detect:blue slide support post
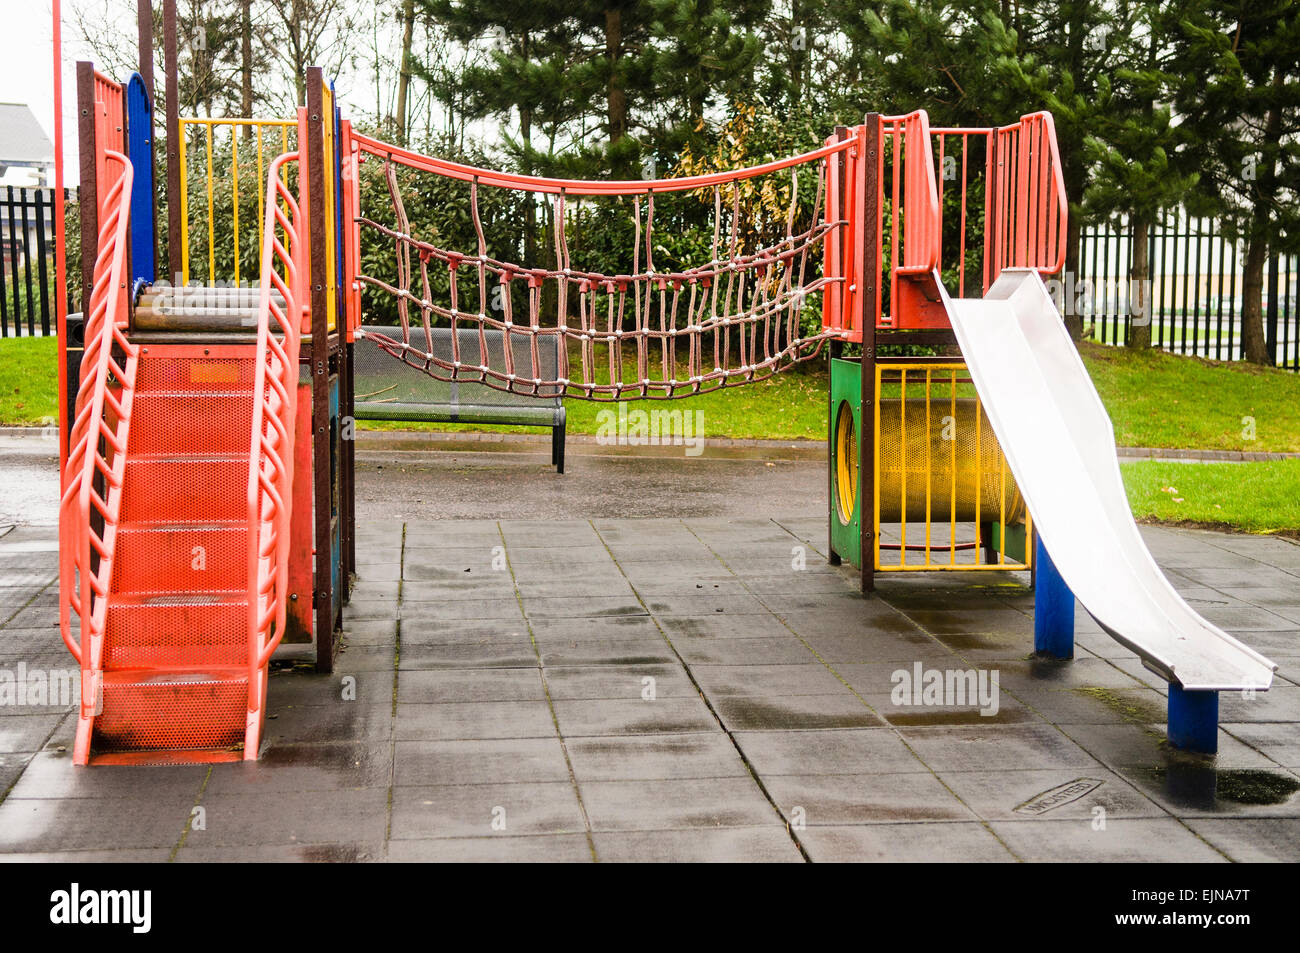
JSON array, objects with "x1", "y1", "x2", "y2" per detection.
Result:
[
  {"x1": 1034, "y1": 535, "x2": 1075, "y2": 659},
  {"x1": 1167, "y1": 685, "x2": 1220, "y2": 754},
  {"x1": 126, "y1": 72, "x2": 155, "y2": 286}
]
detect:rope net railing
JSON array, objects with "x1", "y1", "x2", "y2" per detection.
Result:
[{"x1": 349, "y1": 132, "x2": 856, "y2": 400}]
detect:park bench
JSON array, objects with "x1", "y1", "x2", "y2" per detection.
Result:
[{"x1": 352, "y1": 325, "x2": 567, "y2": 473}]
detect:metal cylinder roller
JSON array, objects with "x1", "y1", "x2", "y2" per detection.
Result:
[{"x1": 875, "y1": 398, "x2": 1024, "y2": 523}]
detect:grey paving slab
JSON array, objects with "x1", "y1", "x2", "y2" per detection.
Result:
[
  {"x1": 394, "y1": 642, "x2": 538, "y2": 669},
  {"x1": 1185, "y1": 817, "x2": 1300, "y2": 862},
  {"x1": 550, "y1": 696, "x2": 719, "y2": 737},
  {"x1": 762, "y1": 772, "x2": 979, "y2": 824},
  {"x1": 262, "y1": 700, "x2": 395, "y2": 745},
  {"x1": 0, "y1": 793, "x2": 194, "y2": 852},
  {"x1": 393, "y1": 700, "x2": 557, "y2": 741},
  {"x1": 396, "y1": 668, "x2": 546, "y2": 704},
  {"x1": 934, "y1": 767, "x2": 1165, "y2": 821},
  {"x1": 185, "y1": 788, "x2": 390, "y2": 848},
  {"x1": 5, "y1": 751, "x2": 208, "y2": 800},
  {"x1": 691, "y1": 662, "x2": 850, "y2": 697},
  {"x1": 386, "y1": 833, "x2": 592, "y2": 862},
  {"x1": 1223, "y1": 722, "x2": 1300, "y2": 767},
  {"x1": 393, "y1": 738, "x2": 572, "y2": 786},
  {"x1": 899, "y1": 724, "x2": 1104, "y2": 773},
  {"x1": 577, "y1": 777, "x2": 777, "y2": 832},
  {"x1": 536, "y1": 639, "x2": 678, "y2": 668},
  {"x1": 203, "y1": 741, "x2": 395, "y2": 795},
  {"x1": 798, "y1": 822, "x2": 1017, "y2": 862},
  {"x1": 988, "y1": 818, "x2": 1229, "y2": 863},
  {"x1": 174, "y1": 842, "x2": 385, "y2": 862},
  {"x1": 592, "y1": 826, "x2": 803, "y2": 862},
  {"x1": 670, "y1": 636, "x2": 816, "y2": 665},
  {"x1": 541, "y1": 664, "x2": 698, "y2": 700},
  {"x1": 733, "y1": 728, "x2": 927, "y2": 776},
  {"x1": 565, "y1": 733, "x2": 748, "y2": 781},
  {"x1": 652, "y1": 612, "x2": 796, "y2": 640},
  {"x1": 521, "y1": 596, "x2": 650, "y2": 619},
  {"x1": 712, "y1": 693, "x2": 886, "y2": 731},
  {"x1": 389, "y1": 781, "x2": 587, "y2": 839}
]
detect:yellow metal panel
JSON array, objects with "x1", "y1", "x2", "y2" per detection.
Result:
[{"x1": 874, "y1": 361, "x2": 1031, "y2": 573}]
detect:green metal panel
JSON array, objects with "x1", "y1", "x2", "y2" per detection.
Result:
[{"x1": 830, "y1": 358, "x2": 862, "y2": 568}]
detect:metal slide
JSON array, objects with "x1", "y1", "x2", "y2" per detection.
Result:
[{"x1": 942, "y1": 268, "x2": 1277, "y2": 693}]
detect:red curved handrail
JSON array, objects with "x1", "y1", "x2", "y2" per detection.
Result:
[
  {"x1": 244, "y1": 150, "x2": 302, "y2": 747},
  {"x1": 58, "y1": 150, "x2": 136, "y2": 692},
  {"x1": 351, "y1": 130, "x2": 855, "y2": 197}
]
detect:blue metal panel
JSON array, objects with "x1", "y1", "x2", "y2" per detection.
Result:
[
  {"x1": 125, "y1": 73, "x2": 155, "y2": 284},
  {"x1": 1034, "y1": 534, "x2": 1075, "y2": 659},
  {"x1": 1168, "y1": 685, "x2": 1219, "y2": 754}
]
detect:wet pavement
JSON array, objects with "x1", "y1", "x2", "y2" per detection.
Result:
[{"x1": 1, "y1": 436, "x2": 1298, "y2": 861}]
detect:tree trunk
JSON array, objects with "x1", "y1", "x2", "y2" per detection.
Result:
[
  {"x1": 1126, "y1": 215, "x2": 1151, "y2": 349},
  {"x1": 605, "y1": 7, "x2": 626, "y2": 144},
  {"x1": 1240, "y1": 228, "x2": 1270, "y2": 364},
  {"x1": 240, "y1": 0, "x2": 253, "y2": 142},
  {"x1": 395, "y1": 0, "x2": 415, "y2": 145}
]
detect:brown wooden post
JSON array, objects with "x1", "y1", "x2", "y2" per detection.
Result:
[
  {"x1": 75, "y1": 63, "x2": 98, "y2": 317},
  {"x1": 306, "y1": 67, "x2": 336, "y2": 672},
  {"x1": 163, "y1": 0, "x2": 181, "y2": 285},
  {"x1": 136, "y1": 1, "x2": 154, "y2": 102},
  {"x1": 860, "y1": 114, "x2": 880, "y2": 595}
]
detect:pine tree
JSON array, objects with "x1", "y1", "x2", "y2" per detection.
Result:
[
  {"x1": 1084, "y1": 4, "x2": 1198, "y2": 349},
  {"x1": 1166, "y1": 0, "x2": 1300, "y2": 365}
]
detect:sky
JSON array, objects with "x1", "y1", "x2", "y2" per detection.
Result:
[{"x1": 0, "y1": 2, "x2": 90, "y2": 186}]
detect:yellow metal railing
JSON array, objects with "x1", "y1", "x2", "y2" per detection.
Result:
[
  {"x1": 873, "y1": 362, "x2": 1032, "y2": 572},
  {"x1": 177, "y1": 117, "x2": 298, "y2": 286}
]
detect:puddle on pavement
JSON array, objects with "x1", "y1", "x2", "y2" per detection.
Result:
[{"x1": 1143, "y1": 763, "x2": 1300, "y2": 810}]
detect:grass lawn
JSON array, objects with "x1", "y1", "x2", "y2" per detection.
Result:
[
  {"x1": 1121, "y1": 460, "x2": 1300, "y2": 535},
  {"x1": 1080, "y1": 341, "x2": 1300, "y2": 453},
  {"x1": 5, "y1": 334, "x2": 1299, "y2": 451},
  {"x1": 0, "y1": 335, "x2": 58, "y2": 427}
]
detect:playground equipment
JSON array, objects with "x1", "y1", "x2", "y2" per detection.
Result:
[{"x1": 55, "y1": 4, "x2": 1275, "y2": 765}]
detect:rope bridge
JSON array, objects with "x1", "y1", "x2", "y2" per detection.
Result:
[{"x1": 349, "y1": 133, "x2": 855, "y2": 400}]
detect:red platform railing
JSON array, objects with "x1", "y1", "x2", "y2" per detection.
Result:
[
  {"x1": 826, "y1": 109, "x2": 1068, "y2": 336},
  {"x1": 243, "y1": 150, "x2": 303, "y2": 758},
  {"x1": 59, "y1": 148, "x2": 136, "y2": 754}
]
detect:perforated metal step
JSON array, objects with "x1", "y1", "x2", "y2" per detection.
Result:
[{"x1": 93, "y1": 667, "x2": 249, "y2": 754}]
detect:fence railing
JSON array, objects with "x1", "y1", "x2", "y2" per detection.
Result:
[
  {"x1": 1, "y1": 186, "x2": 76, "y2": 336},
  {"x1": 1080, "y1": 214, "x2": 1300, "y2": 370}
]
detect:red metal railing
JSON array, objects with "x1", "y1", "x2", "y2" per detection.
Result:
[
  {"x1": 243, "y1": 150, "x2": 303, "y2": 757},
  {"x1": 92, "y1": 72, "x2": 124, "y2": 222},
  {"x1": 985, "y1": 112, "x2": 1067, "y2": 285},
  {"x1": 829, "y1": 110, "x2": 1068, "y2": 335},
  {"x1": 58, "y1": 149, "x2": 136, "y2": 740}
]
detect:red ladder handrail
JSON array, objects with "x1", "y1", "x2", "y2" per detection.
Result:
[
  {"x1": 58, "y1": 149, "x2": 137, "y2": 703},
  {"x1": 245, "y1": 150, "x2": 303, "y2": 729}
]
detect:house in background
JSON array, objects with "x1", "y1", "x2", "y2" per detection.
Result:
[{"x1": 0, "y1": 103, "x2": 55, "y2": 187}]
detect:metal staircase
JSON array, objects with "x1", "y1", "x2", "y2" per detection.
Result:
[{"x1": 61, "y1": 141, "x2": 303, "y2": 765}]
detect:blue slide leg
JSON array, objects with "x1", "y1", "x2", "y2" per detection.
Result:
[
  {"x1": 1167, "y1": 685, "x2": 1219, "y2": 754},
  {"x1": 1034, "y1": 535, "x2": 1074, "y2": 659}
]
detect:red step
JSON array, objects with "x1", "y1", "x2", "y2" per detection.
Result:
[
  {"x1": 103, "y1": 592, "x2": 250, "y2": 669},
  {"x1": 92, "y1": 667, "x2": 249, "y2": 755},
  {"x1": 119, "y1": 454, "x2": 250, "y2": 523},
  {"x1": 111, "y1": 522, "x2": 248, "y2": 594}
]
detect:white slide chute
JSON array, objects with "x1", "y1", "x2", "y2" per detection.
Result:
[{"x1": 942, "y1": 268, "x2": 1276, "y2": 692}]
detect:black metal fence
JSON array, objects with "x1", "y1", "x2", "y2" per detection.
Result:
[
  {"x1": 0, "y1": 186, "x2": 74, "y2": 337},
  {"x1": 1079, "y1": 213, "x2": 1300, "y2": 370}
]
